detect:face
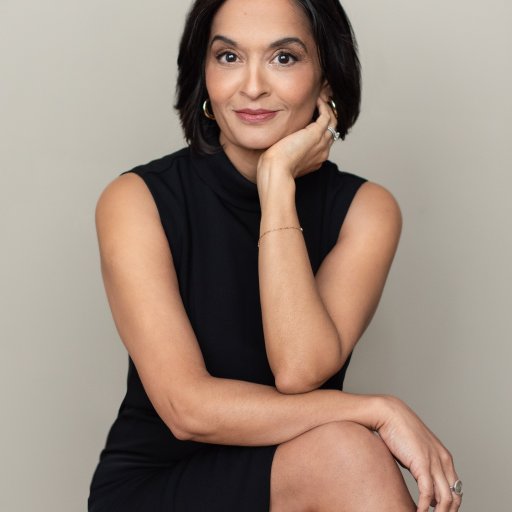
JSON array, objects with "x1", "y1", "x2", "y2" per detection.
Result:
[{"x1": 205, "y1": 0, "x2": 330, "y2": 163}]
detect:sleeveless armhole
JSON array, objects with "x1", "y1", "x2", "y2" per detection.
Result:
[
  {"x1": 317, "y1": 163, "x2": 367, "y2": 391},
  {"x1": 89, "y1": 153, "x2": 361, "y2": 512},
  {"x1": 119, "y1": 163, "x2": 185, "y2": 277},
  {"x1": 115, "y1": 156, "x2": 280, "y2": 512},
  {"x1": 322, "y1": 162, "x2": 367, "y2": 257}
]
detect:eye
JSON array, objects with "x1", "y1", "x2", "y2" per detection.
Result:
[
  {"x1": 217, "y1": 51, "x2": 238, "y2": 64},
  {"x1": 274, "y1": 52, "x2": 298, "y2": 66}
]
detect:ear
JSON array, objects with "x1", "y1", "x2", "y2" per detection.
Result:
[{"x1": 319, "y1": 80, "x2": 333, "y2": 102}]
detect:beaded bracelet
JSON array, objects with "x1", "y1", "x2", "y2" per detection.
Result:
[{"x1": 257, "y1": 226, "x2": 304, "y2": 248}]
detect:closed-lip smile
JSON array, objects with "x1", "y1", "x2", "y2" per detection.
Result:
[{"x1": 234, "y1": 108, "x2": 279, "y2": 123}]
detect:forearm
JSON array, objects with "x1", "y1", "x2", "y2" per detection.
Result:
[
  {"x1": 176, "y1": 374, "x2": 384, "y2": 446},
  {"x1": 257, "y1": 167, "x2": 342, "y2": 392}
]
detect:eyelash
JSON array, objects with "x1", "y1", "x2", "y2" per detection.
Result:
[{"x1": 215, "y1": 50, "x2": 300, "y2": 66}]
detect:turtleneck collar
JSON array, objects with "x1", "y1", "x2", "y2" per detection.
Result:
[
  {"x1": 189, "y1": 145, "x2": 326, "y2": 213},
  {"x1": 190, "y1": 147, "x2": 262, "y2": 212}
]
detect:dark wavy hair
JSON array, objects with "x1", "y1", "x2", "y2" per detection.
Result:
[{"x1": 175, "y1": 0, "x2": 361, "y2": 155}]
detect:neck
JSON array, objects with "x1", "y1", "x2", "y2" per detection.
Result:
[{"x1": 220, "y1": 136, "x2": 264, "y2": 185}]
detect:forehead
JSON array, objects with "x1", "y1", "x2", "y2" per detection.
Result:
[{"x1": 210, "y1": 0, "x2": 313, "y2": 44}]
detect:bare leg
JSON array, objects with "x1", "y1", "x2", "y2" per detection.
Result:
[{"x1": 269, "y1": 420, "x2": 416, "y2": 512}]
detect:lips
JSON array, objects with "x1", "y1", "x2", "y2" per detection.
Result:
[{"x1": 234, "y1": 109, "x2": 279, "y2": 123}]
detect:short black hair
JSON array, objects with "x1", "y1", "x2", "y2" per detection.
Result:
[{"x1": 175, "y1": 0, "x2": 361, "y2": 155}]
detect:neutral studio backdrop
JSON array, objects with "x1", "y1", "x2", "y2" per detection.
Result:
[{"x1": 1, "y1": 1, "x2": 510, "y2": 510}]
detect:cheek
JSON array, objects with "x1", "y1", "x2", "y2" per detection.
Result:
[
  {"x1": 205, "y1": 68, "x2": 216, "y2": 100},
  {"x1": 205, "y1": 63, "x2": 221, "y2": 101},
  {"x1": 277, "y1": 70, "x2": 320, "y2": 106},
  {"x1": 205, "y1": 64, "x2": 237, "y2": 103}
]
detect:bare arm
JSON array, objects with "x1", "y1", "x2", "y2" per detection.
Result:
[
  {"x1": 95, "y1": 172, "x2": 384, "y2": 445},
  {"x1": 173, "y1": 377, "x2": 382, "y2": 445},
  {"x1": 256, "y1": 99, "x2": 401, "y2": 394},
  {"x1": 257, "y1": 171, "x2": 344, "y2": 393},
  {"x1": 96, "y1": 171, "x2": 460, "y2": 512}
]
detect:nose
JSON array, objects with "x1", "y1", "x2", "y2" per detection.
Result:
[{"x1": 239, "y1": 62, "x2": 269, "y2": 100}]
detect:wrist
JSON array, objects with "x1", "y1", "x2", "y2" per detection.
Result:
[
  {"x1": 351, "y1": 394, "x2": 398, "y2": 432},
  {"x1": 373, "y1": 394, "x2": 404, "y2": 430},
  {"x1": 257, "y1": 153, "x2": 294, "y2": 186},
  {"x1": 257, "y1": 164, "x2": 296, "y2": 211}
]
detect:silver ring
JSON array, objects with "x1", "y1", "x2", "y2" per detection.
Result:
[
  {"x1": 449, "y1": 479, "x2": 463, "y2": 496},
  {"x1": 327, "y1": 126, "x2": 341, "y2": 142}
]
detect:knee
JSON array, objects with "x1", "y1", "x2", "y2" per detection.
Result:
[
  {"x1": 278, "y1": 420, "x2": 395, "y2": 487},
  {"x1": 270, "y1": 421, "x2": 412, "y2": 512},
  {"x1": 300, "y1": 419, "x2": 407, "y2": 499},
  {"x1": 311, "y1": 421, "x2": 389, "y2": 466}
]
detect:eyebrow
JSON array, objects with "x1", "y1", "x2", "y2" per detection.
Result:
[{"x1": 210, "y1": 35, "x2": 308, "y2": 53}]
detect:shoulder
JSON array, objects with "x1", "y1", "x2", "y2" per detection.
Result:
[
  {"x1": 95, "y1": 176, "x2": 178, "y2": 278},
  {"x1": 95, "y1": 172, "x2": 154, "y2": 227},
  {"x1": 320, "y1": 160, "x2": 398, "y2": 232},
  {"x1": 95, "y1": 148, "x2": 191, "y2": 242},
  {"x1": 96, "y1": 146, "x2": 191, "y2": 221},
  {"x1": 340, "y1": 179, "x2": 402, "y2": 245},
  {"x1": 321, "y1": 159, "x2": 401, "y2": 243}
]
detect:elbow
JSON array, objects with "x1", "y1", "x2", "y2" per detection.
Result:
[
  {"x1": 163, "y1": 407, "x2": 194, "y2": 441},
  {"x1": 168, "y1": 420, "x2": 193, "y2": 441},
  {"x1": 274, "y1": 352, "x2": 344, "y2": 395},
  {"x1": 162, "y1": 394, "x2": 204, "y2": 442},
  {"x1": 274, "y1": 370, "x2": 323, "y2": 395}
]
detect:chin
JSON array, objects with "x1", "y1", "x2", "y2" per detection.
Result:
[
  {"x1": 242, "y1": 142, "x2": 274, "y2": 151},
  {"x1": 235, "y1": 133, "x2": 287, "y2": 151}
]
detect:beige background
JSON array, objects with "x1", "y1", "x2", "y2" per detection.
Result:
[{"x1": 1, "y1": 1, "x2": 510, "y2": 510}]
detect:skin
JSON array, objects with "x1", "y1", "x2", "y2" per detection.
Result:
[
  {"x1": 205, "y1": 0, "x2": 331, "y2": 182},
  {"x1": 94, "y1": 0, "x2": 462, "y2": 510}
]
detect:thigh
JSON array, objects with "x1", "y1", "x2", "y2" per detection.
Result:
[
  {"x1": 269, "y1": 420, "x2": 414, "y2": 512},
  {"x1": 89, "y1": 444, "x2": 279, "y2": 512}
]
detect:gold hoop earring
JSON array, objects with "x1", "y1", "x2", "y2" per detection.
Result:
[
  {"x1": 203, "y1": 99, "x2": 216, "y2": 120},
  {"x1": 328, "y1": 98, "x2": 338, "y2": 119}
]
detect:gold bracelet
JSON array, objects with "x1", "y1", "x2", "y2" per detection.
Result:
[{"x1": 257, "y1": 226, "x2": 304, "y2": 248}]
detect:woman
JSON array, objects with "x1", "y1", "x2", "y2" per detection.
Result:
[{"x1": 88, "y1": 0, "x2": 462, "y2": 510}]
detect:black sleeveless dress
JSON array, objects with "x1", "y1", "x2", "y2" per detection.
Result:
[{"x1": 88, "y1": 146, "x2": 366, "y2": 511}]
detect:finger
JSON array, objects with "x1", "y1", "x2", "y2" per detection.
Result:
[
  {"x1": 316, "y1": 98, "x2": 333, "y2": 131},
  {"x1": 432, "y1": 465, "x2": 453, "y2": 512},
  {"x1": 448, "y1": 477, "x2": 462, "y2": 512},
  {"x1": 441, "y1": 452, "x2": 462, "y2": 511},
  {"x1": 449, "y1": 489, "x2": 462, "y2": 512},
  {"x1": 305, "y1": 105, "x2": 330, "y2": 144},
  {"x1": 317, "y1": 100, "x2": 338, "y2": 146},
  {"x1": 307, "y1": 101, "x2": 334, "y2": 157},
  {"x1": 320, "y1": 97, "x2": 338, "y2": 130},
  {"x1": 416, "y1": 472, "x2": 435, "y2": 512},
  {"x1": 450, "y1": 492, "x2": 462, "y2": 512},
  {"x1": 314, "y1": 104, "x2": 335, "y2": 147}
]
